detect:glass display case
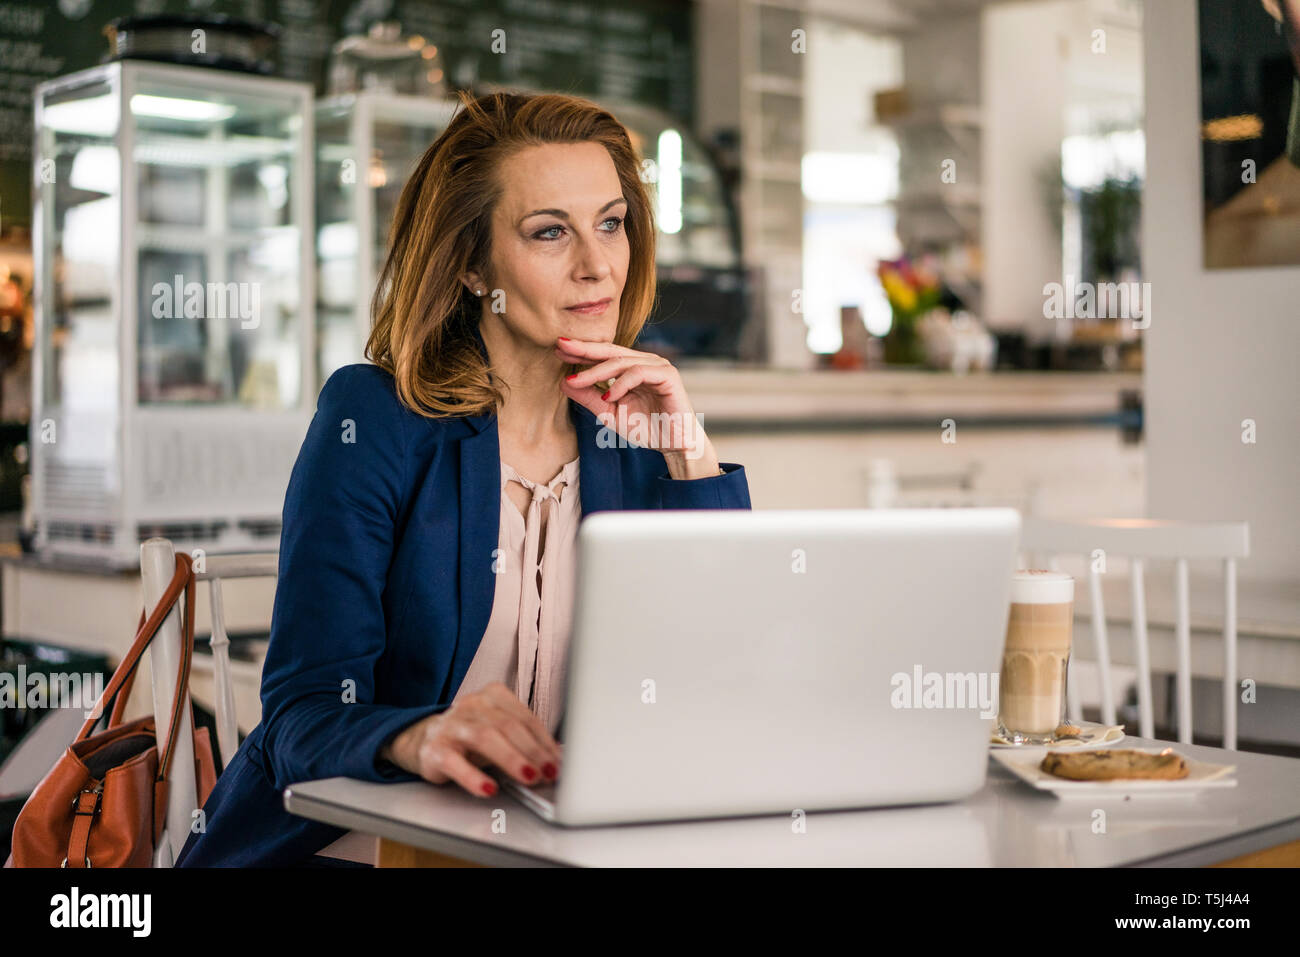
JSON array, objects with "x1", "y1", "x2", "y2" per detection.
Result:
[
  {"x1": 316, "y1": 93, "x2": 459, "y2": 383},
  {"x1": 32, "y1": 61, "x2": 315, "y2": 566}
]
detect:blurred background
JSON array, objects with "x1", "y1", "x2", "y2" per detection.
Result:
[{"x1": 0, "y1": 0, "x2": 1297, "y2": 838}]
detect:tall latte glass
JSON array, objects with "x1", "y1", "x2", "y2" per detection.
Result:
[{"x1": 997, "y1": 570, "x2": 1074, "y2": 745}]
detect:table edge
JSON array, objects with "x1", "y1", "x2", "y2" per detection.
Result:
[
  {"x1": 1128, "y1": 816, "x2": 1300, "y2": 867},
  {"x1": 284, "y1": 785, "x2": 567, "y2": 868},
  {"x1": 287, "y1": 756, "x2": 1300, "y2": 868}
]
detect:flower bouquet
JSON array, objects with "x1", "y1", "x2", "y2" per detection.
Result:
[{"x1": 876, "y1": 256, "x2": 943, "y2": 365}]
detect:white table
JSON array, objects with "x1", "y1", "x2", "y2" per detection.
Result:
[{"x1": 283, "y1": 736, "x2": 1300, "y2": 867}]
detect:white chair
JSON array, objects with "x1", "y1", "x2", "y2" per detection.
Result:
[
  {"x1": 140, "y1": 541, "x2": 278, "y2": 866},
  {"x1": 1019, "y1": 518, "x2": 1250, "y2": 749},
  {"x1": 139, "y1": 539, "x2": 198, "y2": 867},
  {"x1": 191, "y1": 551, "x2": 279, "y2": 770}
]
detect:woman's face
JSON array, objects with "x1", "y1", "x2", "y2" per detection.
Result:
[{"x1": 471, "y1": 141, "x2": 630, "y2": 349}]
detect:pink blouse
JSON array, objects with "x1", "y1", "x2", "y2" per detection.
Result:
[{"x1": 450, "y1": 454, "x2": 582, "y2": 735}]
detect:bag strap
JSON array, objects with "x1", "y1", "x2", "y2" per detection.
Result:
[
  {"x1": 106, "y1": 607, "x2": 147, "y2": 728},
  {"x1": 64, "y1": 787, "x2": 101, "y2": 869},
  {"x1": 77, "y1": 553, "x2": 194, "y2": 747},
  {"x1": 155, "y1": 560, "x2": 196, "y2": 785},
  {"x1": 84, "y1": 555, "x2": 189, "y2": 737}
]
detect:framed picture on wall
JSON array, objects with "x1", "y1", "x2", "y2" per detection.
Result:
[{"x1": 1199, "y1": 0, "x2": 1300, "y2": 268}]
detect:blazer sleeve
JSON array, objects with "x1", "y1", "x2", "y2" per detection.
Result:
[
  {"x1": 256, "y1": 365, "x2": 442, "y2": 792},
  {"x1": 657, "y1": 462, "x2": 752, "y2": 510}
]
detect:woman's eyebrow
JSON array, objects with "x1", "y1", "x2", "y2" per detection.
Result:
[{"x1": 517, "y1": 197, "x2": 627, "y2": 226}]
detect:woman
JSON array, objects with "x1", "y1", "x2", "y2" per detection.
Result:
[{"x1": 177, "y1": 91, "x2": 751, "y2": 866}]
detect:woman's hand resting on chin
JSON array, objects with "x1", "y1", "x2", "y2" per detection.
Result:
[{"x1": 556, "y1": 336, "x2": 723, "y2": 480}]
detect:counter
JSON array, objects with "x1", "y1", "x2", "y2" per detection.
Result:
[{"x1": 677, "y1": 367, "x2": 1141, "y2": 431}]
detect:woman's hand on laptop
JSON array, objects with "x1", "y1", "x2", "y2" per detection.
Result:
[{"x1": 381, "y1": 683, "x2": 561, "y2": 796}]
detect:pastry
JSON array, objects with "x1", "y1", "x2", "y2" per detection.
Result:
[{"x1": 1040, "y1": 748, "x2": 1189, "y2": 781}]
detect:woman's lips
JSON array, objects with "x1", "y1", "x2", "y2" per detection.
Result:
[{"x1": 565, "y1": 298, "x2": 612, "y2": 315}]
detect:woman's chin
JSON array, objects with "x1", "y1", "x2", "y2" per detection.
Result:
[{"x1": 558, "y1": 317, "x2": 618, "y2": 342}]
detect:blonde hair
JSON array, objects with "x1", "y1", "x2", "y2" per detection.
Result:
[{"x1": 365, "y1": 90, "x2": 657, "y2": 418}]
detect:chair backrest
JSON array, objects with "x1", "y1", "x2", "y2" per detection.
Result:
[
  {"x1": 1020, "y1": 518, "x2": 1250, "y2": 749},
  {"x1": 139, "y1": 543, "x2": 278, "y2": 867},
  {"x1": 139, "y1": 539, "x2": 197, "y2": 867},
  {"x1": 191, "y1": 552, "x2": 279, "y2": 771},
  {"x1": 195, "y1": 552, "x2": 361, "y2": 865},
  {"x1": 863, "y1": 459, "x2": 1033, "y2": 511}
]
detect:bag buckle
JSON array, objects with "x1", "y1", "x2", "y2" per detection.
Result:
[
  {"x1": 71, "y1": 782, "x2": 104, "y2": 815},
  {"x1": 60, "y1": 857, "x2": 92, "y2": 868}
]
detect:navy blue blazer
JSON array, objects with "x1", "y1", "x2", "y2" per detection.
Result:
[{"x1": 176, "y1": 351, "x2": 751, "y2": 866}]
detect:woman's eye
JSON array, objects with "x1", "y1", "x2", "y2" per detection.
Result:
[{"x1": 533, "y1": 217, "x2": 622, "y2": 241}]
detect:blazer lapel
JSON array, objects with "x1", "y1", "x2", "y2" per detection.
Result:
[
  {"x1": 451, "y1": 320, "x2": 504, "y2": 690},
  {"x1": 452, "y1": 413, "x2": 500, "y2": 697}
]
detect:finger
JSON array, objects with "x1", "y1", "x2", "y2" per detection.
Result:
[
  {"x1": 554, "y1": 337, "x2": 627, "y2": 360},
  {"x1": 462, "y1": 723, "x2": 542, "y2": 785},
  {"x1": 555, "y1": 338, "x2": 660, "y2": 364},
  {"x1": 431, "y1": 745, "x2": 501, "y2": 797},
  {"x1": 482, "y1": 684, "x2": 562, "y2": 765},
  {"x1": 498, "y1": 718, "x2": 560, "y2": 780},
  {"x1": 601, "y1": 364, "x2": 677, "y2": 403},
  {"x1": 554, "y1": 344, "x2": 626, "y2": 370},
  {"x1": 562, "y1": 355, "x2": 652, "y2": 389},
  {"x1": 560, "y1": 377, "x2": 612, "y2": 420}
]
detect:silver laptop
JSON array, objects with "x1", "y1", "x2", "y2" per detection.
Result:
[{"x1": 501, "y1": 508, "x2": 1020, "y2": 826}]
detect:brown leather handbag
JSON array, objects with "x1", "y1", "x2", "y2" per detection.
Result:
[{"x1": 6, "y1": 551, "x2": 217, "y2": 868}]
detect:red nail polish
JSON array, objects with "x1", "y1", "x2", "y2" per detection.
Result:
[
  {"x1": 481, "y1": 781, "x2": 497, "y2": 796},
  {"x1": 601, "y1": 391, "x2": 610, "y2": 400},
  {"x1": 522, "y1": 765, "x2": 538, "y2": 781},
  {"x1": 558, "y1": 336, "x2": 570, "y2": 341},
  {"x1": 565, "y1": 373, "x2": 577, "y2": 380},
  {"x1": 542, "y1": 763, "x2": 557, "y2": 780}
]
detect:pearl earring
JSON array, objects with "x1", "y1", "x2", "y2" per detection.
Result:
[{"x1": 476, "y1": 288, "x2": 484, "y2": 296}]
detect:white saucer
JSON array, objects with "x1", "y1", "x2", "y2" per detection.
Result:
[{"x1": 989, "y1": 720, "x2": 1125, "y2": 750}]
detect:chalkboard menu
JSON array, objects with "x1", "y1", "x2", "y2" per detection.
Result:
[{"x1": 0, "y1": 0, "x2": 694, "y2": 228}]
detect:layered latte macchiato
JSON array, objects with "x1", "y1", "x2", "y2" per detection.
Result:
[{"x1": 997, "y1": 570, "x2": 1074, "y2": 744}]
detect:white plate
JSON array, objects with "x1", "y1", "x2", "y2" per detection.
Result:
[
  {"x1": 990, "y1": 720, "x2": 1125, "y2": 751},
  {"x1": 992, "y1": 747, "x2": 1237, "y2": 798}
]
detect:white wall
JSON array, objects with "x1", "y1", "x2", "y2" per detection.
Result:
[
  {"x1": 1142, "y1": 0, "x2": 1300, "y2": 596},
  {"x1": 981, "y1": 0, "x2": 1071, "y2": 333},
  {"x1": 802, "y1": 21, "x2": 903, "y2": 351},
  {"x1": 806, "y1": 22, "x2": 901, "y2": 154},
  {"x1": 901, "y1": 13, "x2": 981, "y2": 106},
  {"x1": 694, "y1": 0, "x2": 741, "y2": 145}
]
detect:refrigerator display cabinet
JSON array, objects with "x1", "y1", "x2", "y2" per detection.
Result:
[
  {"x1": 31, "y1": 61, "x2": 315, "y2": 567},
  {"x1": 315, "y1": 93, "x2": 459, "y2": 383}
]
